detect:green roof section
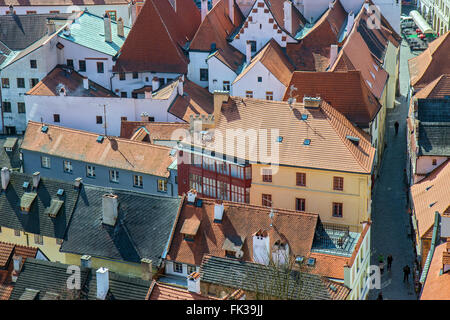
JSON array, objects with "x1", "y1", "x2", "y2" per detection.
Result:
[{"x1": 58, "y1": 12, "x2": 130, "y2": 57}]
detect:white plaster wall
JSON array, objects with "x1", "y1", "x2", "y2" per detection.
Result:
[
  {"x1": 188, "y1": 51, "x2": 210, "y2": 88},
  {"x1": 416, "y1": 156, "x2": 448, "y2": 175},
  {"x1": 207, "y1": 56, "x2": 238, "y2": 93},
  {"x1": 232, "y1": 61, "x2": 286, "y2": 100},
  {"x1": 295, "y1": 0, "x2": 331, "y2": 23},
  {"x1": 111, "y1": 72, "x2": 181, "y2": 98}
]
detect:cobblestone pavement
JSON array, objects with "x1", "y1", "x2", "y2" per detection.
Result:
[{"x1": 367, "y1": 36, "x2": 419, "y2": 300}]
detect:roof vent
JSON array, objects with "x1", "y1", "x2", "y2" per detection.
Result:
[
  {"x1": 346, "y1": 135, "x2": 360, "y2": 146},
  {"x1": 307, "y1": 257, "x2": 316, "y2": 266},
  {"x1": 303, "y1": 139, "x2": 311, "y2": 146},
  {"x1": 97, "y1": 135, "x2": 104, "y2": 143},
  {"x1": 41, "y1": 126, "x2": 48, "y2": 133},
  {"x1": 303, "y1": 96, "x2": 321, "y2": 108}
]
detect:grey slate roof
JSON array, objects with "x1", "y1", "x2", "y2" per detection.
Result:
[
  {"x1": 0, "y1": 171, "x2": 79, "y2": 239},
  {"x1": 10, "y1": 258, "x2": 150, "y2": 300},
  {"x1": 60, "y1": 184, "x2": 182, "y2": 268},
  {"x1": 0, "y1": 135, "x2": 22, "y2": 170},
  {"x1": 199, "y1": 255, "x2": 350, "y2": 300}
]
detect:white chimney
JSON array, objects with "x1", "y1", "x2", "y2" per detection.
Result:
[
  {"x1": 252, "y1": 230, "x2": 270, "y2": 265},
  {"x1": 81, "y1": 255, "x2": 92, "y2": 268},
  {"x1": 144, "y1": 88, "x2": 152, "y2": 99},
  {"x1": 229, "y1": 0, "x2": 235, "y2": 25},
  {"x1": 47, "y1": 21, "x2": 56, "y2": 35},
  {"x1": 284, "y1": 1, "x2": 292, "y2": 35},
  {"x1": 59, "y1": 87, "x2": 66, "y2": 96},
  {"x1": 117, "y1": 17, "x2": 124, "y2": 37},
  {"x1": 346, "y1": 11, "x2": 355, "y2": 33},
  {"x1": 11, "y1": 255, "x2": 22, "y2": 283},
  {"x1": 201, "y1": 0, "x2": 208, "y2": 22},
  {"x1": 140, "y1": 112, "x2": 149, "y2": 121},
  {"x1": 246, "y1": 40, "x2": 252, "y2": 65},
  {"x1": 141, "y1": 258, "x2": 153, "y2": 281},
  {"x1": 441, "y1": 213, "x2": 450, "y2": 238},
  {"x1": 83, "y1": 77, "x2": 89, "y2": 89},
  {"x1": 1, "y1": 167, "x2": 10, "y2": 190},
  {"x1": 102, "y1": 194, "x2": 119, "y2": 226},
  {"x1": 187, "y1": 189, "x2": 197, "y2": 203},
  {"x1": 96, "y1": 267, "x2": 109, "y2": 300},
  {"x1": 214, "y1": 200, "x2": 224, "y2": 222},
  {"x1": 104, "y1": 13, "x2": 112, "y2": 43},
  {"x1": 187, "y1": 272, "x2": 201, "y2": 294},
  {"x1": 8, "y1": 4, "x2": 13, "y2": 15},
  {"x1": 178, "y1": 78, "x2": 184, "y2": 96},
  {"x1": 32, "y1": 172, "x2": 41, "y2": 189},
  {"x1": 74, "y1": 177, "x2": 82, "y2": 189},
  {"x1": 329, "y1": 44, "x2": 338, "y2": 68},
  {"x1": 152, "y1": 77, "x2": 160, "y2": 91}
]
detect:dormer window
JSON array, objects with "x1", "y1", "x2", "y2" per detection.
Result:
[
  {"x1": 180, "y1": 217, "x2": 201, "y2": 241},
  {"x1": 222, "y1": 235, "x2": 245, "y2": 259}
]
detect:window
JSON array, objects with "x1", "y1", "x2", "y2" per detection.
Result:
[
  {"x1": 132, "y1": 92, "x2": 138, "y2": 99},
  {"x1": 432, "y1": 159, "x2": 437, "y2": 165},
  {"x1": 157, "y1": 179, "x2": 167, "y2": 192},
  {"x1": 14, "y1": 229, "x2": 20, "y2": 237},
  {"x1": 332, "y1": 202, "x2": 343, "y2": 217},
  {"x1": 26, "y1": 10, "x2": 37, "y2": 14},
  {"x1": 132, "y1": 72, "x2": 139, "y2": 79},
  {"x1": 96, "y1": 116, "x2": 103, "y2": 124},
  {"x1": 110, "y1": 170, "x2": 119, "y2": 182},
  {"x1": 2, "y1": 102, "x2": 11, "y2": 113},
  {"x1": 159, "y1": 78, "x2": 165, "y2": 88},
  {"x1": 133, "y1": 175, "x2": 143, "y2": 188},
  {"x1": 41, "y1": 156, "x2": 51, "y2": 168},
  {"x1": 249, "y1": 40, "x2": 257, "y2": 52},
  {"x1": 17, "y1": 78, "x2": 25, "y2": 88},
  {"x1": 30, "y1": 78, "x2": 39, "y2": 88},
  {"x1": 262, "y1": 194, "x2": 272, "y2": 207},
  {"x1": 296, "y1": 198, "x2": 306, "y2": 211},
  {"x1": 86, "y1": 165, "x2": 95, "y2": 178},
  {"x1": 56, "y1": 238, "x2": 63, "y2": 245},
  {"x1": 200, "y1": 68, "x2": 208, "y2": 81},
  {"x1": 257, "y1": 76, "x2": 262, "y2": 82},
  {"x1": 187, "y1": 265, "x2": 196, "y2": 275},
  {"x1": 119, "y1": 72, "x2": 126, "y2": 80},
  {"x1": 245, "y1": 91, "x2": 253, "y2": 98},
  {"x1": 2, "y1": 78, "x2": 10, "y2": 88},
  {"x1": 120, "y1": 92, "x2": 127, "y2": 98},
  {"x1": 34, "y1": 234, "x2": 43, "y2": 245},
  {"x1": 97, "y1": 62, "x2": 104, "y2": 73},
  {"x1": 53, "y1": 114, "x2": 60, "y2": 123},
  {"x1": 333, "y1": 177, "x2": 344, "y2": 191},
  {"x1": 67, "y1": 59, "x2": 74, "y2": 68},
  {"x1": 30, "y1": 60, "x2": 37, "y2": 69},
  {"x1": 105, "y1": 10, "x2": 117, "y2": 21},
  {"x1": 50, "y1": 10, "x2": 60, "y2": 13},
  {"x1": 63, "y1": 160, "x2": 72, "y2": 173},
  {"x1": 223, "y1": 81, "x2": 230, "y2": 91},
  {"x1": 18, "y1": 102, "x2": 25, "y2": 114},
  {"x1": 262, "y1": 168, "x2": 272, "y2": 182},
  {"x1": 173, "y1": 262, "x2": 183, "y2": 273},
  {"x1": 266, "y1": 91, "x2": 273, "y2": 100},
  {"x1": 79, "y1": 60, "x2": 86, "y2": 72},
  {"x1": 296, "y1": 172, "x2": 306, "y2": 186},
  {"x1": 120, "y1": 116, "x2": 127, "y2": 121}
]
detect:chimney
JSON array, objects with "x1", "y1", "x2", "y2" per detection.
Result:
[
  {"x1": 47, "y1": 21, "x2": 56, "y2": 35},
  {"x1": 229, "y1": 0, "x2": 235, "y2": 25},
  {"x1": 329, "y1": 44, "x2": 338, "y2": 68},
  {"x1": 11, "y1": 255, "x2": 22, "y2": 282},
  {"x1": 141, "y1": 258, "x2": 153, "y2": 281},
  {"x1": 140, "y1": 112, "x2": 150, "y2": 121},
  {"x1": 136, "y1": 0, "x2": 145, "y2": 17},
  {"x1": 187, "y1": 272, "x2": 201, "y2": 294},
  {"x1": 74, "y1": 177, "x2": 82, "y2": 189},
  {"x1": 1, "y1": 167, "x2": 10, "y2": 190},
  {"x1": 213, "y1": 90, "x2": 230, "y2": 125},
  {"x1": 8, "y1": 5, "x2": 13, "y2": 15},
  {"x1": 96, "y1": 267, "x2": 109, "y2": 300},
  {"x1": 201, "y1": 0, "x2": 208, "y2": 22},
  {"x1": 364, "y1": 0, "x2": 370, "y2": 12},
  {"x1": 32, "y1": 172, "x2": 40, "y2": 189},
  {"x1": 152, "y1": 77, "x2": 160, "y2": 91},
  {"x1": 144, "y1": 88, "x2": 152, "y2": 99},
  {"x1": 284, "y1": 1, "x2": 292, "y2": 35},
  {"x1": 59, "y1": 87, "x2": 66, "y2": 96},
  {"x1": 214, "y1": 200, "x2": 224, "y2": 223},
  {"x1": 246, "y1": 40, "x2": 252, "y2": 65},
  {"x1": 117, "y1": 17, "x2": 125, "y2": 37},
  {"x1": 178, "y1": 77, "x2": 184, "y2": 96},
  {"x1": 102, "y1": 194, "x2": 119, "y2": 226},
  {"x1": 83, "y1": 77, "x2": 89, "y2": 89},
  {"x1": 187, "y1": 189, "x2": 197, "y2": 203},
  {"x1": 346, "y1": 11, "x2": 355, "y2": 33},
  {"x1": 81, "y1": 255, "x2": 92, "y2": 268},
  {"x1": 104, "y1": 13, "x2": 112, "y2": 43}
]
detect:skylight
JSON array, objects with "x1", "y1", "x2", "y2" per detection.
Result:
[
  {"x1": 301, "y1": 114, "x2": 308, "y2": 120},
  {"x1": 277, "y1": 136, "x2": 283, "y2": 143},
  {"x1": 303, "y1": 139, "x2": 311, "y2": 146}
]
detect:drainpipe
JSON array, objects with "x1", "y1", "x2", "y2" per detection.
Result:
[{"x1": 0, "y1": 85, "x2": 4, "y2": 134}]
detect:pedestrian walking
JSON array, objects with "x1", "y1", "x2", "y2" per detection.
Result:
[
  {"x1": 377, "y1": 291, "x2": 383, "y2": 300},
  {"x1": 378, "y1": 254, "x2": 385, "y2": 274},
  {"x1": 394, "y1": 121, "x2": 399, "y2": 135},
  {"x1": 403, "y1": 265, "x2": 410, "y2": 282},
  {"x1": 387, "y1": 255, "x2": 393, "y2": 271}
]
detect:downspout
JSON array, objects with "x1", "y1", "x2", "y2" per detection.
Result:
[{"x1": 0, "y1": 85, "x2": 4, "y2": 133}]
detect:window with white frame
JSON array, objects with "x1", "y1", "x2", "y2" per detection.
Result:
[
  {"x1": 173, "y1": 262, "x2": 183, "y2": 273},
  {"x1": 110, "y1": 170, "x2": 119, "y2": 183},
  {"x1": 86, "y1": 165, "x2": 95, "y2": 178},
  {"x1": 157, "y1": 179, "x2": 167, "y2": 192},
  {"x1": 187, "y1": 265, "x2": 196, "y2": 275},
  {"x1": 63, "y1": 160, "x2": 72, "y2": 173},
  {"x1": 133, "y1": 175, "x2": 143, "y2": 188},
  {"x1": 41, "y1": 156, "x2": 51, "y2": 168}
]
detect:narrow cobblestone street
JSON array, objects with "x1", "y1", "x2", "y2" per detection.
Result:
[{"x1": 367, "y1": 34, "x2": 418, "y2": 300}]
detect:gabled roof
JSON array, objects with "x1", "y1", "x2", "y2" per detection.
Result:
[
  {"x1": 146, "y1": 281, "x2": 217, "y2": 300},
  {"x1": 166, "y1": 197, "x2": 319, "y2": 266},
  {"x1": 199, "y1": 255, "x2": 350, "y2": 300},
  {"x1": 26, "y1": 66, "x2": 116, "y2": 97},
  {"x1": 0, "y1": 1, "x2": 130, "y2": 5},
  {"x1": 286, "y1": 0, "x2": 347, "y2": 71},
  {"x1": 408, "y1": 32, "x2": 450, "y2": 90},
  {"x1": 21, "y1": 121, "x2": 175, "y2": 178},
  {"x1": 414, "y1": 74, "x2": 450, "y2": 99},
  {"x1": 411, "y1": 160, "x2": 450, "y2": 239},
  {"x1": 0, "y1": 136, "x2": 22, "y2": 170},
  {"x1": 233, "y1": 38, "x2": 294, "y2": 86},
  {"x1": 284, "y1": 70, "x2": 381, "y2": 127},
  {"x1": 120, "y1": 121, "x2": 189, "y2": 143},
  {"x1": 113, "y1": 0, "x2": 200, "y2": 73},
  {"x1": 0, "y1": 171, "x2": 79, "y2": 239},
  {"x1": 60, "y1": 184, "x2": 182, "y2": 267}
]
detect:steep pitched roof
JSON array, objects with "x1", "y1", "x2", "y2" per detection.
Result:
[
  {"x1": 262, "y1": 0, "x2": 306, "y2": 36},
  {"x1": 113, "y1": 0, "x2": 200, "y2": 73},
  {"x1": 166, "y1": 197, "x2": 319, "y2": 266},
  {"x1": 286, "y1": 0, "x2": 347, "y2": 71},
  {"x1": 408, "y1": 32, "x2": 450, "y2": 90},
  {"x1": 60, "y1": 184, "x2": 182, "y2": 267},
  {"x1": 284, "y1": 71, "x2": 381, "y2": 127},
  {"x1": 414, "y1": 74, "x2": 450, "y2": 99},
  {"x1": 0, "y1": 1, "x2": 130, "y2": 5},
  {"x1": 0, "y1": 136, "x2": 22, "y2": 170},
  {"x1": 233, "y1": 38, "x2": 294, "y2": 86},
  {"x1": 21, "y1": 121, "x2": 175, "y2": 178},
  {"x1": 26, "y1": 66, "x2": 116, "y2": 97},
  {"x1": 146, "y1": 281, "x2": 217, "y2": 300},
  {"x1": 421, "y1": 241, "x2": 450, "y2": 300}
]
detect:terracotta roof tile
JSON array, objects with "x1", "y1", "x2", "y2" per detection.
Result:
[
  {"x1": 21, "y1": 121, "x2": 175, "y2": 178},
  {"x1": 0, "y1": 0, "x2": 129, "y2": 4},
  {"x1": 120, "y1": 121, "x2": 189, "y2": 142},
  {"x1": 284, "y1": 70, "x2": 381, "y2": 127},
  {"x1": 146, "y1": 281, "x2": 217, "y2": 300},
  {"x1": 421, "y1": 242, "x2": 450, "y2": 299},
  {"x1": 0, "y1": 243, "x2": 15, "y2": 268},
  {"x1": 308, "y1": 252, "x2": 348, "y2": 280},
  {"x1": 413, "y1": 74, "x2": 450, "y2": 99},
  {"x1": 261, "y1": 0, "x2": 306, "y2": 36}
]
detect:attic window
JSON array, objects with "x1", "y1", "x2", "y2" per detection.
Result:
[
  {"x1": 20, "y1": 192, "x2": 37, "y2": 212},
  {"x1": 57, "y1": 189, "x2": 64, "y2": 196},
  {"x1": 222, "y1": 235, "x2": 245, "y2": 258},
  {"x1": 41, "y1": 126, "x2": 48, "y2": 133},
  {"x1": 346, "y1": 135, "x2": 360, "y2": 146},
  {"x1": 307, "y1": 257, "x2": 316, "y2": 266},
  {"x1": 426, "y1": 185, "x2": 433, "y2": 191},
  {"x1": 301, "y1": 114, "x2": 308, "y2": 120},
  {"x1": 303, "y1": 139, "x2": 311, "y2": 146},
  {"x1": 46, "y1": 199, "x2": 64, "y2": 218},
  {"x1": 373, "y1": 64, "x2": 379, "y2": 71},
  {"x1": 277, "y1": 136, "x2": 283, "y2": 143},
  {"x1": 96, "y1": 135, "x2": 104, "y2": 143},
  {"x1": 180, "y1": 217, "x2": 201, "y2": 241},
  {"x1": 23, "y1": 182, "x2": 30, "y2": 189},
  {"x1": 370, "y1": 71, "x2": 375, "y2": 79}
]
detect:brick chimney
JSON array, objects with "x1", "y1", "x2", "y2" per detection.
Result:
[
  {"x1": 201, "y1": 0, "x2": 208, "y2": 22},
  {"x1": 140, "y1": 258, "x2": 153, "y2": 281},
  {"x1": 117, "y1": 17, "x2": 124, "y2": 37},
  {"x1": 187, "y1": 272, "x2": 201, "y2": 294},
  {"x1": 140, "y1": 112, "x2": 150, "y2": 121},
  {"x1": 8, "y1": 5, "x2": 14, "y2": 15},
  {"x1": 103, "y1": 13, "x2": 112, "y2": 43},
  {"x1": 144, "y1": 87, "x2": 152, "y2": 99},
  {"x1": 283, "y1": 0, "x2": 292, "y2": 34},
  {"x1": 96, "y1": 267, "x2": 109, "y2": 300},
  {"x1": 178, "y1": 76, "x2": 184, "y2": 96},
  {"x1": 1, "y1": 167, "x2": 10, "y2": 190},
  {"x1": 102, "y1": 194, "x2": 118, "y2": 226},
  {"x1": 187, "y1": 189, "x2": 197, "y2": 203}
]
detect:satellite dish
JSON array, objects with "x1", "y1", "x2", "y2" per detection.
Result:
[{"x1": 235, "y1": 250, "x2": 244, "y2": 259}]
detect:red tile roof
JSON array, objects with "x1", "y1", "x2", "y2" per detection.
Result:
[
  {"x1": 0, "y1": 0, "x2": 129, "y2": 5},
  {"x1": 413, "y1": 74, "x2": 450, "y2": 99},
  {"x1": 284, "y1": 70, "x2": 381, "y2": 127},
  {"x1": 166, "y1": 197, "x2": 319, "y2": 266},
  {"x1": 260, "y1": 0, "x2": 306, "y2": 37},
  {"x1": 113, "y1": 0, "x2": 200, "y2": 73},
  {"x1": 421, "y1": 241, "x2": 450, "y2": 300},
  {"x1": 120, "y1": 121, "x2": 189, "y2": 142},
  {"x1": 146, "y1": 281, "x2": 217, "y2": 300}
]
